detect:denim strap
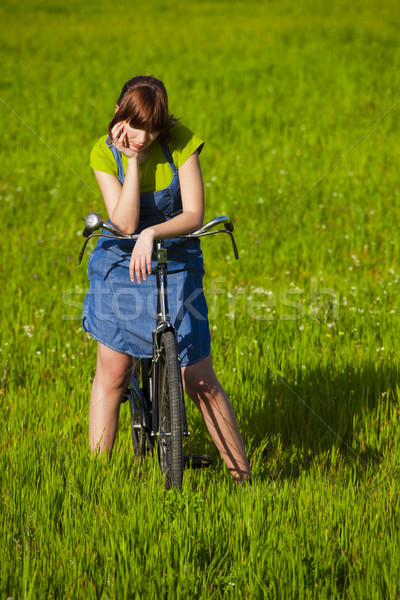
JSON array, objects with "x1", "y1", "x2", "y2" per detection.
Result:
[{"x1": 105, "y1": 138, "x2": 177, "y2": 185}]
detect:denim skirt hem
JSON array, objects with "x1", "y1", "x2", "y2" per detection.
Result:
[{"x1": 83, "y1": 326, "x2": 211, "y2": 367}]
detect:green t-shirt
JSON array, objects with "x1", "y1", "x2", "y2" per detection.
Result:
[{"x1": 90, "y1": 121, "x2": 204, "y2": 193}]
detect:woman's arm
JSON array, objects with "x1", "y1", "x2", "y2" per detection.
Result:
[
  {"x1": 129, "y1": 151, "x2": 204, "y2": 283},
  {"x1": 94, "y1": 122, "x2": 141, "y2": 234}
]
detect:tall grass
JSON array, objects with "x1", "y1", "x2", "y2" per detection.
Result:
[{"x1": 1, "y1": 0, "x2": 400, "y2": 597}]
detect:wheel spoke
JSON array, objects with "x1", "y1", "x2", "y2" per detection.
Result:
[{"x1": 129, "y1": 363, "x2": 153, "y2": 458}]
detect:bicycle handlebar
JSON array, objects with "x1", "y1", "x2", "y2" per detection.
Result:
[{"x1": 77, "y1": 213, "x2": 239, "y2": 264}]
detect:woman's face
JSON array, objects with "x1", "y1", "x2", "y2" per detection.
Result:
[{"x1": 123, "y1": 122, "x2": 159, "y2": 152}]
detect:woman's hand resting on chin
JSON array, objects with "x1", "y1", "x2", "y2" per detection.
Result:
[{"x1": 110, "y1": 122, "x2": 141, "y2": 160}]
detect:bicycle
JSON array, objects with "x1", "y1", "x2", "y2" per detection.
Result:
[{"x1": 77, "y1": 213, "x2": 238, "y2": 490}]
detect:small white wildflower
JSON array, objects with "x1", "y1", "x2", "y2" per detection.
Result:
[{"x1": 23, "y1": 325, "x2": 33, "y2": 338}]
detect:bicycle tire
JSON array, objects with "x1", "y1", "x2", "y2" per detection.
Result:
[{"x1": 157, "y1": 330, "x2": 184, "y2": 490}]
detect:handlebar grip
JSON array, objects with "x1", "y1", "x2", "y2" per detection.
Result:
[
  {"x1": 225, "y1": 219, "x2": 234, "y2": 233},
  {"x1": 82, "y1": 226, "x2": 94, "y2": 238}
]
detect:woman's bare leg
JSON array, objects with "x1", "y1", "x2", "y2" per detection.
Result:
[
  {"x1": 89, "y1": 342, "x2": 133, "y2": 455},
  {"x1": 181, "y1": 355, "x2": 251, "y2": 481}
]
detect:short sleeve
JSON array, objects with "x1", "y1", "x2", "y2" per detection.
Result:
[
  {"x1": 90, "y1": 135, "x2": 119, "y2": 177},
  {"x1": 169, "y1": 122, "x2": 204, "y2": 169}
]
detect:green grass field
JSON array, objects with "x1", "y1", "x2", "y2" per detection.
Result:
[{"x1": 1, "y1": 0, "x2": 400, "y2": 597}]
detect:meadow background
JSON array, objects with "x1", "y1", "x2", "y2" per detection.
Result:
[{"x1": 1, "y1": 0, "x2": 400, "y2": 597}]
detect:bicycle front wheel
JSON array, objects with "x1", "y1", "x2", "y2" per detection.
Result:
[{"x1": 157, "y1": 331, "x2": 184, "y2": 491}]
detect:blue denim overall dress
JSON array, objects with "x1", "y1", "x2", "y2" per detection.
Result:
[{"x1": 82, "y1": 140, "x2": 211, "y2": 366}]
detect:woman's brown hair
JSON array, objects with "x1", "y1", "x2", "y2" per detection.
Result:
[{"x1": 108, "y1": 76, "x2": 172, "y2": 143}]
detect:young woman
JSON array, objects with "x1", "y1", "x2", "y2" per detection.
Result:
[{"x1": 83, "y1": 75, "x2": 251, "y2": 483}]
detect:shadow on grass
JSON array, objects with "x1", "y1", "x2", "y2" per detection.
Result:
[{"x1": 244, "y1": 360, "x2": 399, "y2": 482}]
